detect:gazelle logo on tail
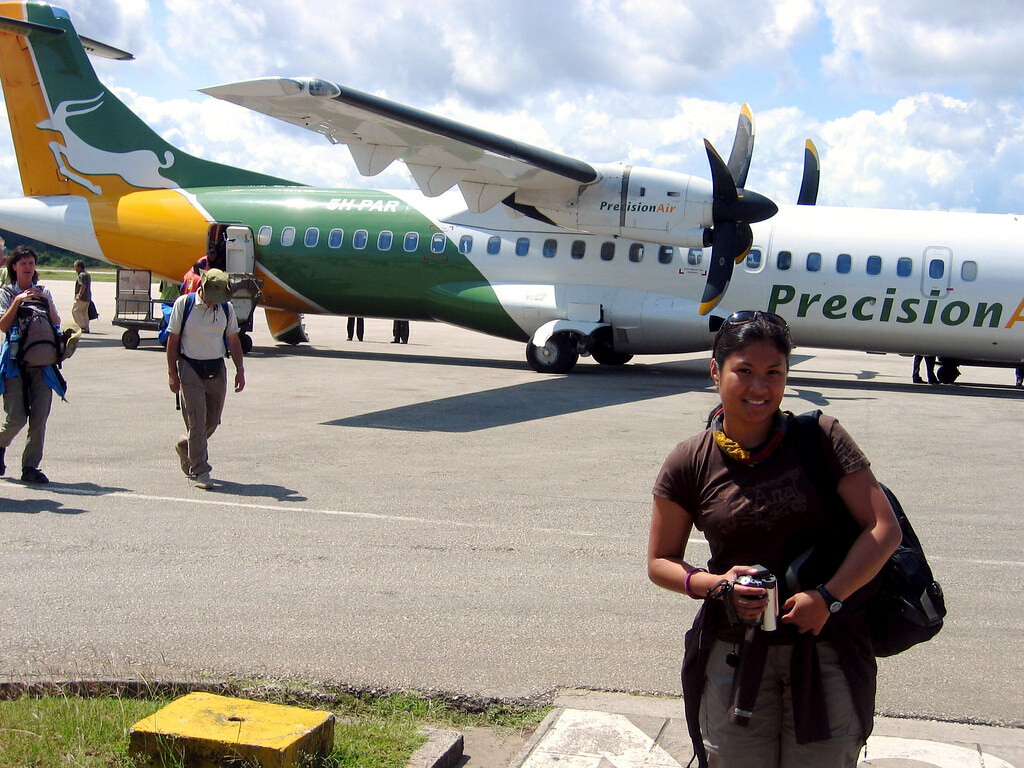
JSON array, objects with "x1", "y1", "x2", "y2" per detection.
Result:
[{"x1": 36, "y1": 93, "x2": 176, "y2": 194}]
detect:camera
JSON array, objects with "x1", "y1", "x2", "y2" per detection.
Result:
[{"x1": 735, "y1": 566, "x2": 779, "y2": 632}]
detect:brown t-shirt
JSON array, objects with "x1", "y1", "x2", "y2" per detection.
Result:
[{"x1": 653, "y1": 412, "x2": 870, "y2": 580}]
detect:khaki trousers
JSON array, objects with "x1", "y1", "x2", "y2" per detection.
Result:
[
  {"x1": 175, "y1": 359, "x2": 226, "y2": 477},
  {"x1": 700, "y1": 640, "x2": 865, "y2": 768},
  {"x1": 0, "y1": 368, "x2": 53, "y2": 470},
  {"x1": 72, "y1": 298, "x2": 90, "y2": 331}
]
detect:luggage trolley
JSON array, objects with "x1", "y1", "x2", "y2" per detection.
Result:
[{"x1": 113, "y1": 267, "x2": 262, "y2": 352}]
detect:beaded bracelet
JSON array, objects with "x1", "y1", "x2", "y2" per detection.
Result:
[{"x1": 684, "y1": 567, "x2": 708, "y2": 599}]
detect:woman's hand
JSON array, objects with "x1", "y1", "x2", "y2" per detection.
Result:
[
  {"x1": 721, "y1": 565, "x2": 769, "y2": 622},
  {"x1": 781, "y1": 590, "x2": 830, "y2": 635}
]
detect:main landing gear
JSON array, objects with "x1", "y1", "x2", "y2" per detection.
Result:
[{"x1": 525, "y1": 331, "x2": 634, "y2": 373}]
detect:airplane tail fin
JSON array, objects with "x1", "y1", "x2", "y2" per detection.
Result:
[{"x1": 0, "y1": 1, "x2": 296, "y2": 197}]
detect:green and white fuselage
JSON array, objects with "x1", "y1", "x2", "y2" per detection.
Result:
[{"x1": 1, "y1": 0, "x2": 1021, "y2": 379}]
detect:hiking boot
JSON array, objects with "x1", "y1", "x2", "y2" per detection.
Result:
[
  {"x1": 912, "y1": 375, "x2": 924, "y2": 384},
  {"x1": 21, "y1": 467, "x2": 49, "y2": 484},
  {"x1": 174, "y1": 442, "x2": 190, "y2": 476},
  {"x1": 190, "y1": 472, "x2": 213, "y2": 490}
]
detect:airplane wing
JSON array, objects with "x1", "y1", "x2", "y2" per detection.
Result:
[{"x1": 200, "y1": 77, "x2": 597, "y2": 213}]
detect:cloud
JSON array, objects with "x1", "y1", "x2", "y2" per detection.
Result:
[
  {"x1": 2, "y1": 0, "x2": 1023, "y2": 216},
  {"x1": 821, "y1": 0, "x2": 1024, "y2": 98}
]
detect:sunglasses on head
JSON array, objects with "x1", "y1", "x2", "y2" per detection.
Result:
[{"x1": 723, "y1": 310, "x2": 788, "y2": 328}]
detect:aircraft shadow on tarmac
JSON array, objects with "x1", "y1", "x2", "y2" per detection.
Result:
[
  {"x1": 325, "y1": 358, "x2": 714, "y2": 432},
  {"x1": 323, "y1": 353, "x2": 1021, "y2": 433}
]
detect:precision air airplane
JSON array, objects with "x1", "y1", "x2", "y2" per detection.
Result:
[{"x1": 1, "y1": 2, "x2": 1022, "y2": 381}]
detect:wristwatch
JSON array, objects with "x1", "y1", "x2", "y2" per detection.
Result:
[{"x1": 816, "y1": 584, "x2": 843, "y2": 614}]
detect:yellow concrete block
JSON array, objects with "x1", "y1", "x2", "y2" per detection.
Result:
[{"x1": 129, "y1": 691, "x2": 335, "y2": 768}]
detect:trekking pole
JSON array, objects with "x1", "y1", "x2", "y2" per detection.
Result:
[{"x1": 175, "y1": 392, "x2": 180, "y2": 411}]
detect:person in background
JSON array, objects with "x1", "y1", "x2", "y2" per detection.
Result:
[
  {"x1": 648, "y1": 310, "x2": 901, "y2": 768},
  {"x1": 392, "y1": 319, "x2": 409, "y2": 344},
  {"x1": 0, "y1": 246, "x2": 65, "y2": 485},
  {"x1": 181, "y1": 257, "x2": 208, "y2": 294},
  {"x1": 71, "y1": 260, "x2": 92, "y2": 332},
  {"x1": 911, "y1": 355, "x2": 937, "y2": 385},
  {"x1": 347, "y1": 317, "x2": 364, "y2": 342},
  {"x1": 166, "y1": 269, "x2": 245, "y2": 491}
]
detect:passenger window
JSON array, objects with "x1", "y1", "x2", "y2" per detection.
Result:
[
  {"x1": 658, "y1": 245, "x2": 674, "y2": 264},
  {"x1": 304, "y1": 227, "x2": 319, "y2": 247},
  {"x1": 487, "y1": 236, "x2": 501, "y2": 255},
  {"x1": 836, "y1": 253, "x2": 851, "y2": 274},
  {"x1": 430, "y1": 233, "x2": 446, "y2": 253},
  {"x1": 353, "y1": 229, "x2": 368, "y2": 249},
  {"x1": 601, "y1": 242, "x2": 615, "y2": 261},
  {"x1": 867, "y1": 255, "x2": 882, "y2": 275},
  {"x1": 257, "y1": 225, "x2": 272, "y2": 246},
  {"x1": 404, "y1": 232, "x2": 419, "y2": 252},
  {"x1": 377, "y1": 231, "x2": 393, "y2": 250},
  {"x1": 543, "y1": 239, "x2": 557, "y2": 258},
  {"x1": 687, "y1": 248, "x2": 703, "y2": 266},
  {"x1": 777, "y1": 250, "x2": 791, "y2": 270},
  {"x1": 328, "y1": 228, "x2": 344, "y2": 248},
  {"x1": 281, "y1": 226, "x2": 296, "y2": 247},
  {"x1": 961, "y1": 260, "x2": 977, "y2": 281},
  {"x1": 746, "y1": 248, "x2": 762, "y2": 270},
  {"x1": 897, "y1": 257, "x2": 913, "y2": 277},
  {"x1": 629, "y1": 243, "x2": 644, "y2": 263},
  {"x1": 806, "y1": 252, "x2": 821, "y2": 272},
  {"x1": 571, "y1": 240, "x2": 586, "y2": 260},
  {"x1": 459, "y1": 235, "x2": 473, "y2": 254},
  {"x1": 929, "y1": 258, "x2": 944, "y2": 279},
  {"x1": 516, "y1": 237, "x2": 530, "y2": 256}
]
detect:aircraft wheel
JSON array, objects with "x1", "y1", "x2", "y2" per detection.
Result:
[
  {"x1": 239, "y1": 332, "x2": 253, "y2": 354},
  {"x1": 121, "y1": 328, "x2": 140, "y2": 350},
  {"x1": 591, "y1": 344, "x2": 633, "y2": 366},
  {"x1": 936, "y1": 363, "x2": 960, "y2": 384},
  {"x1": 526, "y1": 333, "x2": 579, "y2": 374}
]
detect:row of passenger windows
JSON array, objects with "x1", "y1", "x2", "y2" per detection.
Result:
[
  {"x1": 255, "y1": 225, "x2": 677, "y2": 263},
  {"x1": 745, "y1": 249, "x2": 978, "y2": 282},
  {"x1": 254, "y1": 226, "x2": 977, "y2": 281}
]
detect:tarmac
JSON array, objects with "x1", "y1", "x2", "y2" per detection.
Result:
[
  {"x1": 417, "y1": 689, "x2": 1024, "y2": 767},
  {"x1": 4, "y1": 276, "x2": 1024, "y2": 768}
]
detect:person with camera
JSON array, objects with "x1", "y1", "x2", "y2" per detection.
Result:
[
  {"x1": 0, "y1": 246, "x2": 65, "y2": 485},
  {"x1": 647, "y1": 311, "x2": 901, "y2": 768}
]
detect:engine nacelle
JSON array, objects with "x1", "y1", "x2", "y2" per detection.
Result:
[{"x1": 517, "y1": 163, "x2": 714, "y2": 248}]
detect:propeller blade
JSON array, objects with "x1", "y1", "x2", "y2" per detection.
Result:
[
  {"x1": 700, "y1": 134, "x2": 778, "y2": 316},
  {"x1": 797, "y1": 139, "x2": 820, "y2": 206},
  {"x1": 699, "y1": 221, "x2": 738, "y2": 315},
  {"x1": 726, "y1": 104, "x2": 754, "y2": 189}
]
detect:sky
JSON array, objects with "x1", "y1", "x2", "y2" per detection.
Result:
[{"x1": 3, "y1": 0, "x2": 1024, "y2": 213}]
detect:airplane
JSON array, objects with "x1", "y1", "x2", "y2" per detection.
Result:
[{"x1": 1, "y1": 1, "x2": 1021, "y2": 384}]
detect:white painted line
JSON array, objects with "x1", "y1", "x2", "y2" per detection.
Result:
[{"x1": 4, "y1": 486, "x2": 621, "y2": 539}]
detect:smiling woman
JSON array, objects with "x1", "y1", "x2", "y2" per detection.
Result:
[{"x1": 646, "y1": 310, "x2": 903, "y2": 768}]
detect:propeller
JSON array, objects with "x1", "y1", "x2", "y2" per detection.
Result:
[
  {"x1": 797, "y1": 139, "x2": 820, "y2": 206},
  {"x1": 698, "y1": 107, "x2": 778, "y2": 315}
]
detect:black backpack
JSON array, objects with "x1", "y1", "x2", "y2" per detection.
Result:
[
  {"x1": 790, "y1": 410, "x2": 946, "y2": 657},
  {"x1": 14, "y1": 292, "x2": 64, "y2": 368}
]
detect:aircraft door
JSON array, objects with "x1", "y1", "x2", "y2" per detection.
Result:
[
  {"x1": 224, "y1": 225, "x2": 255, "y2": 274},
  {"x1": 921, "y1": 246, "x2": 952, "y2": 299}
]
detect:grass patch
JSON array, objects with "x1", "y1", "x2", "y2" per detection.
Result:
[
  {"x1": 0, "y1": 684, "x2": 549, "y2": 768},
  {"x1": 37, "y1": 268, "x2": 117, "y2": 282}
]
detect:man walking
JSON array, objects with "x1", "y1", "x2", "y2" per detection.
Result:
[
  {"x1": 72, "y1": 260, "x2": 92, "y2": 332},
  {"x1": 165, "y1": 269, "x2": 245, "y2": 490}
]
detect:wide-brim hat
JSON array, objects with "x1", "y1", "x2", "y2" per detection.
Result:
[{"x1": 200, "y1": 268, "x2": 232, "y2": 303}]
